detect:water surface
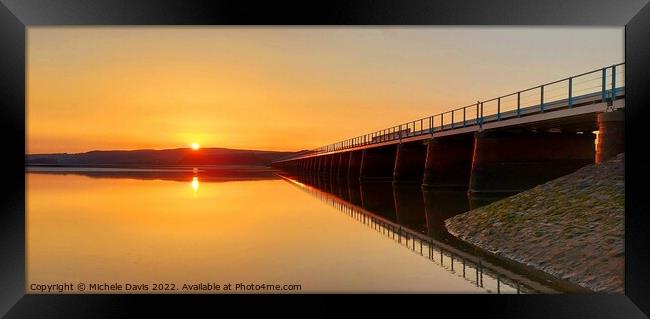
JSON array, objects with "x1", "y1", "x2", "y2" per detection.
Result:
[{"x1": 27, "y1": 167, "x2": 569, "y2": 293}]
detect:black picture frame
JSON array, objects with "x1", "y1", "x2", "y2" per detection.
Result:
[{"x1": 1, "y1": 0, "x2": 649, "y2": 317}]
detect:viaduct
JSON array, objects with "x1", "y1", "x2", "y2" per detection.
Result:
[{"x1": 272, "y1": 63, "x2": 625, "y2": 195}]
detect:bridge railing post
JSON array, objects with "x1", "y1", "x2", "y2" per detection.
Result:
[
  {"x1": 601, "y1": 67, "x2": 607, "y2": 102},
  {"x1": 497, "y1": 97, "x2": 501, "y2": 120},
  {"x1": 479, "y1": 102, "x2": 483, "y2": 128},
  {"x1": 517, "y1": 92, "x2": 521, "y2": 117},
  {"x1": 476, "y1": 102, "x2": 480, "y2": 125},
  {"x1": 463, "y1": 107, "x2": 466, "y2": 127},
  {"x1": 451, "y1": 111, "x2": 454, "y2": 129},
  {"x1": 539, "y1": 85, "x2": 544, "y2": 112},
  {"x1": 611, "y1": 64, "x2": 617, "y2": 100},
  {"x1": 568, "y1": 77, "x2": 573, "y2": 108}
]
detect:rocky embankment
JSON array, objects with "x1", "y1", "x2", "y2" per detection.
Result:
[{"x1": 445, "y1": 153, "x2": 624, "y2": 293}]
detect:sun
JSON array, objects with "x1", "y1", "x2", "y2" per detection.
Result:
[{"x1": 191, "y1": 143, "x2": 200, "y2": 150}]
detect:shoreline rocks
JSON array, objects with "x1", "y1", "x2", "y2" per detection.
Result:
[{"x1": 445, "y1": 153, "x2": 624, "y2": 293}]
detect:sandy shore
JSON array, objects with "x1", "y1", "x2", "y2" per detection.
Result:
[{"x1": 445, "y1": 153, "x2": 624, "y2": 293}]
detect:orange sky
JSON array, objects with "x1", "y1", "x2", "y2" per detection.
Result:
[{"x1": 27, "y1": 27, "x2": 623, "y2": 154}]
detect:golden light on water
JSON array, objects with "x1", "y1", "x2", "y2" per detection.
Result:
[{"x1": 191, "y1": 176, "x2": 199, "y2": 192}]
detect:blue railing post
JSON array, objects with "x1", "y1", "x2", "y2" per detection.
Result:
[
  {"x1": 611, "y1": 64, "x2": 616, "y2": 99},
  {"x1": 601, "y1": 68, "x2": 607, "y2": 102},
  {"x1": 497, "y1": 97, "x2": 501, "y2": 120},
  {"x1": 463, "y1": 107, "x2": 466, "y2": 127},
  {"x1": 539, "y1": 85, "x2": 544, "y2": 112},
  {"x1": 568, "y1": 77, "x2": 573, "y2": 108},
  {"x1": 398, "y1": 125, "x2": 402, "y2": 142},
  {"x1": 517, "y1": 92, "x2": 521, "y2": 117},
  {"x1": 479, "y1": 102, "x2": 483, "y2": 128},
  {"x1": 430, "y1": 116, "x2": 434, "y2": 134},
  {"x1": 451, "y1": 111, "x2": 454, "y2": 129}
]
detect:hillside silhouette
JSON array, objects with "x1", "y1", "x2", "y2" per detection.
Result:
[{"x1": 26, "y1": 148, "x2": 305, "y2": 167}]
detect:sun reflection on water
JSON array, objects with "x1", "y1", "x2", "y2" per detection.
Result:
[{"x1": 191, "y1": 176, "x2": 199, "y2": 193}]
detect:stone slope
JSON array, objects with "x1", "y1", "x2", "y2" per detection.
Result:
[{"x1": 445, "y1": 153, "x2": 624, "y2": 293}]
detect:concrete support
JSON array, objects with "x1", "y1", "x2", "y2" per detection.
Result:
[
  {"x1": 333, "y1": 176, "x2": 350, "y2": 201},
  {"x1": 393, "y1": 142, "x2": 427, "y2": 184},
  {"x1": 359, "y1": 146, "x2": 397, "y2": 181},
  {"x1": 328, "y1": 154, "x2": 338, "y2": 177},
  {"x1": 337, "y1": 152, "x2": 351, "y2": 177},
  {"x1": 348, "y1": 151, "x2": 362, "y2": 178},
  {"x1": 347, "y1": 177, "x2": 362, "y2": 206},
  {"x1": 318, "y1": 155, "x2": 331, "y2": 176},
  {"x1": 422, "y1": 136, "x2": 474, "y2": 189},
  {"x1": 311, "y1": 157, "x2": 319, "y2": 174},
  {"x1": 469, "y1": 130, "x2": 595, "y2": 195},
  {"x1": 316, "y1": 156, "x2": 323, "y2": 174},
  {"x1": 596, "y1": 110, "x2": 624, "y2": 164}
]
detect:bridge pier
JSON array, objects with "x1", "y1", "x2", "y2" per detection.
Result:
[
  {"x1": 308, "y1": 157, "x2": 317, "y2": 174},
  {"x1": 337, "y1": 152, "x2": 351, "y2": 177},
  {"x1": 304, "y1": 159, "x2": 310, "y2": 172},
  {"x1": 320, "y1": 155, "x2": 332, "y2": 176},
  {"x1": 393, "y1": 142, "x2": 427, "y2": 184},
  {"x1": 359, "y1": 146, "x2": 397, "y2": 181},
  {"x1": 348, "y1": 151, "x2": 362, "y2": 178},
  {"x1": 422, "y1": 135, "x2": 474, "y2": 189},
  {"x1": 334, "y1": 176, "x2": 350, "y2": 201},
  {"x1": 298, "y1": 159, "x2": 306, "y2": 172},
  {"x1": 596, "y1": 110, "x2": 624, "y2": 164},
  {"x1": 468, "y1": 130, "x2": 595, "y2": 195},
  {"x1": 313, "y1": 157, "x2": 320, "y2": 174},
  {"x1": 316, "y1": 155, "x2": 325, "y2": 175},
  {"x1": 347, "y1": 177, "x2": 362, "y2": 206},
  {"x1": 328, "y1": 153, "x2": 339, "y2": 178}
]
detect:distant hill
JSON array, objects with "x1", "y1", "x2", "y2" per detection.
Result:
[{"x1": 26, "y1": 148, "x2": 307, "y2": 167}]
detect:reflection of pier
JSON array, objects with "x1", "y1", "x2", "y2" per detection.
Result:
[{"x1": 279, "y1": 174, "x2": 590, "y2": 294}]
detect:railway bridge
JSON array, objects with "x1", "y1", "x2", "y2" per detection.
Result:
[{"x1": 273, "y1": 63, "x2": 625, "y2": 195}]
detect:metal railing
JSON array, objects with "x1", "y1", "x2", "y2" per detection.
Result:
[{"x1": 279, "y1": 63, "x2": 625, "y2": 162}]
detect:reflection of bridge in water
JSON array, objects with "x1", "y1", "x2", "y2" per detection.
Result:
[{"x1": 279, "y1": 173, "x2": 590, "y2": 294}]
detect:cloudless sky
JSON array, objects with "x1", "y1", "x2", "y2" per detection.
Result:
[{"x1": 27, "y1": 27, "x2": 623, "y2": 153}]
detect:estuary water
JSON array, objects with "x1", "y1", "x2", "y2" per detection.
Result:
[{"x1": 26, "y1": 167, "x2": 576, "y2": 293}]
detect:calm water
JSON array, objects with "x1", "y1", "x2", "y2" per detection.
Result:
[{"x1": 27, "y1": 167, "x2": 574, "y2": 293}]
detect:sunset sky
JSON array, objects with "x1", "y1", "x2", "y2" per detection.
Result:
[{"x1": 27, "y1": 27, "x2": 623, "y2": 154}]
